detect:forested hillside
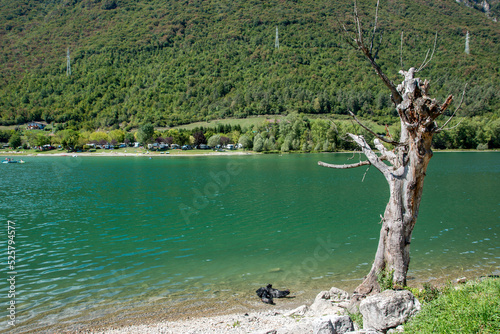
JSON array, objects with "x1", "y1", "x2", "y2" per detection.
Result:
[{"x1": 0, "y1": 0, "x2": 499, "y2": 130}]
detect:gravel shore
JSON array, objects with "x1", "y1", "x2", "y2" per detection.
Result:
[{"x1": 97, "y1": 309, "x2": 308, "y2": 334}]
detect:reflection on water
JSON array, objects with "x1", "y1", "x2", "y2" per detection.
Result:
[{"x1": 0, "y1": 152, "x2": 498, "y2": 333}]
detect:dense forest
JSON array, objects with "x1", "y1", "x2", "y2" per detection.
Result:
[{"x1": 0, "y1": 0, "x2": 499, "y2": 134}]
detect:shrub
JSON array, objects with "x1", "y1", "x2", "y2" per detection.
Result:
[
  {"x1": 477, "y1": 143, "x2": 489, "y2": 150},
  {"x1": 376, "y1": 269, "x2": 394, "y2": 291}
]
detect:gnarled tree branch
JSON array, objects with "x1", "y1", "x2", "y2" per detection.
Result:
[
  {"x1": 374, "y1": 139, "x2": 397, "y2": 166},
  {"x1": 318, "y1": 160, "x2": 371, "y2": 169},
  {"x1": 318, "y1": 133, "x2": 391, "y2": 181},
  {"x1": 348, "y1": 110, "x2": 401, "y2": 146}
]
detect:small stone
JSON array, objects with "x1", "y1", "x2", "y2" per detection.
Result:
[
  {"x1": 284, "y1": 305, "x2": 309, "y2": 317},
  {"x1": 387, "y1": 324, "x2": 405, "y2": 333},
  {"x1": 316, "y1": 290, "x2": 331, "y2": 300},
  {"x1": 329, "y1": 287, "x2": 350, "y2": 303},
  {"x1": 456, "y1": 277, "x2": 467, "y2": 284}
]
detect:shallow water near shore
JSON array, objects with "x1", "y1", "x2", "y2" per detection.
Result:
[{"x1": 0, "y1": 152, "x2": 499, "y2": 333}]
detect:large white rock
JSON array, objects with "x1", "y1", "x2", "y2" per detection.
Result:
[
  {"x1": 359, "y1": 290, "x2": 421, "y2": 332},
  {"x1": 313, "y1": 316, "x2": 335, "y2": 334}
]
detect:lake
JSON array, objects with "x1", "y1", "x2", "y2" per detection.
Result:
[{"x1": 0, "y1": 152, "x2": 498, "y2": 332}]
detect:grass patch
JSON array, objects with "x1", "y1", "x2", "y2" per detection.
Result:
[
  {"x1": 348, "y1": 310, "x2": 363, "y2": 329},
  {"x1": 170, "y1": 115, "x2": 389, "y2": 134},
  {"x1": 404, "y1": 278, "x2": 500, "y2": 333},
  {"x1": 170, "y1": 116, "x2": 285, "y2": 131}
]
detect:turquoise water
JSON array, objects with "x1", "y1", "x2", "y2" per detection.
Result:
[{"x1": 0, "y1": 152, "x2": 498, "y2": 332}]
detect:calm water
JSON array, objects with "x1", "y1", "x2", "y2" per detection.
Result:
[{"x1": 0, "y1": 152, "x2": 498, "y2": 332}]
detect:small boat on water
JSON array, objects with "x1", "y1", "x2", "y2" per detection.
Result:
[{"x1": 2, "y1": 158, "x2": 25, "y2": 164}]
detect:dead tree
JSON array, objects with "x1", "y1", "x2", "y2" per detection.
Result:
[{"x1": 318, "y1": 2, "x2": 461, "y2": 295}]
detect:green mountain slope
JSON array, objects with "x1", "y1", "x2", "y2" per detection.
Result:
[{"x1": 0, "y1": 0, "x2": 499, "y2": 130}]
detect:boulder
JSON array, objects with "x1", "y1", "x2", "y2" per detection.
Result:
[
  {"x1": 313, "y1": 316, "x2": 335, "y2": 334},
  {"x1": 359, "y1": 290, "x2": 420, "y2": 332},
  {"x1": 330, "y1": 315, "x2": 355, "y2": 334},
  {"x1": 307, "y1": 289, "x2": 348, "y2": 316}
]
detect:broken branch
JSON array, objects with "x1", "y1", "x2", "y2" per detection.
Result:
[
  {"x1": 351, "y1": 1, "x2": 403, "y2": 104},
  {"x1": 435, "y1": 84, "x2": 467, "y2": 133},
  {"x1": 318, "y1": 160, "x2": 371, "y2": 169},
  {"x1": 348, "y1": 110, "x2": 400, "y2": 146},
  {"x1": 369, "y1": 0, "x2": 381, "y2": 55},
  {"x1": 416, "y1": 32, "x2": 437, "y2": 73}
]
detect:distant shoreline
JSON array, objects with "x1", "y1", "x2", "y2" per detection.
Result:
[
  {"x1": 0, "y1": 150, "x2": 258, "y2": 157},
  {"x1": 0, "y1": 148, "x2": 497, "y2": 158}
]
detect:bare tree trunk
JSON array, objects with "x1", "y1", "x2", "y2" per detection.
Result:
[
  {"x1": 319, "y1": 67, "x2": 455, "y2": 295},
  {"x1": 355, "y1": 117, "x2": 434, "y2": 294},
  {"x1": 317, "y1": 2, "x2": 462, "y2": 295}
]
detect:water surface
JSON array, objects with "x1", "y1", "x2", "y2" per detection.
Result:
[{"x1": 0, "y1": 152, "x2": 498, "y2": 332}]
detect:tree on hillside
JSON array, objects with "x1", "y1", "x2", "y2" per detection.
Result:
[
  {"x1": 0, "y1": 130, "x2": 13, "y2": 143},
  {"x1": 137, "y1": 123, "x2": 154, "y2": 144},
  {"x1": 318, "y1": 2, "x2": 462, "y2": 295},
  {"x1": 34, "y1": 133, "x2": 50, "y2": 148},
  {"x1": 109, "y1": 129, "x2": 126, "y2": 143},
  {"x1": 90, "y1": 131, "x2": 109, "y2": 143},
  {"x1": 207, "y1": 134, "x2": 221, "y2": 148},
  {"x1": 220, "y1": 136, "x2": 230, "y2": 146},
  {"x1": 124, "y1": 132, "x2": 135, "y2": 145},
  {"x1": 193, "y1": 131, "x2": 207, "y2": 146},
  {"x1": 59, "y1": 130, "x2": 80, "y2": 151},
  {"x1": 8, "y1": 132, "x2": 21, "y2": 148},
  {"x1": 253, "y1": 133, "x2": 264, "y2": 152},
  {"x1": 238, "y1": 134, "x2": 252, "y2": 149}
]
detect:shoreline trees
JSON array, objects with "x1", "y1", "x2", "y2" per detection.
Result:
[{"x1": 1, "y1": 115, "x2": 499, "y2": 152}]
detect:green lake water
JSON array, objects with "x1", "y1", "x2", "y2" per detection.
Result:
[{"x1": 0, "y1": 152, "x2": 498, "y2": 332}]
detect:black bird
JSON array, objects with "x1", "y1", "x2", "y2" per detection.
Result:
[{"x1": 256, "y1": 284, "x2": 290, "y2": 304}]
